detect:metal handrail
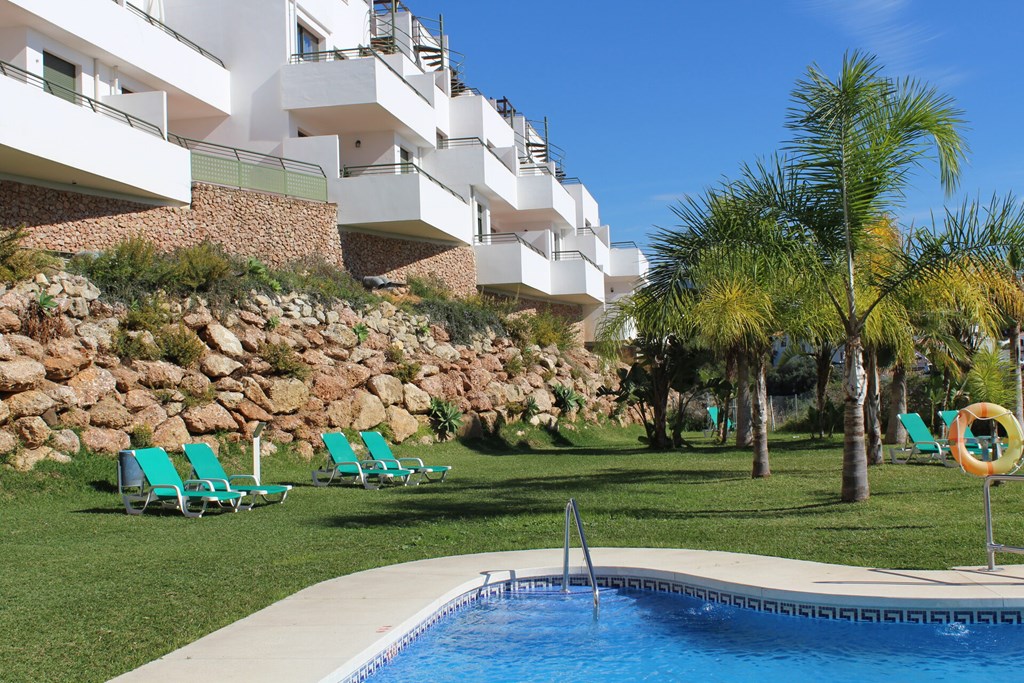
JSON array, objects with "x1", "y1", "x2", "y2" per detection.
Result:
[
  {"x1": 560, "y1": 177, "x2": 583, "y2": 185},
  {"x1": 554, "y1": 250, "x2": 599, "y2": 269},
  {"x1": 438, "y1": 137, "x2": 513, "y2": 169},
  {"x1": 575, "y1": 227, "x2": 598, "y2": 237},
  {"x1": 611, "y1": 240, "x2": 640, "y2": 249},
  {"x1": 563, "y1": 498, "x2": 599, "y2": 608},
  {"x1": 288, "y1": 47, "x2": 430, "y2": 105},
  {"x1": 982, "y1": 475, "x2": 1024, "y2": 570},
  {"x1": 474, "y1": 232, "x2": 545, "y2": 257},
  {"x1": 168, "y1": 134, "x2": 326, "y2": 176},
  {"x1": 0, "y1": 60, "x2": 164, "y2": 138},
  {"x1": 115, "y1": 1, "x2": 225, "y2": 67},
  {"x1": 342, "y1": 162, "x2": 466, "y2": 203},
  {"x1": 519, "y1": 163, "x2": 553, "y2": 177}
]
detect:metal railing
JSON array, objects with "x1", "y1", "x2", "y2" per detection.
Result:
[
  {"x1": 983, "y1": 475, "x2": 1024, "y2": 570},
  {"x1": 518, "y1": 163, "x2": 553, "y2": 177},
  {"x1": 342, "y1": 163, "x2": 466, "y2": 203},
  {"x1": 0, "y1": 60, "x2": 164, "y2": 138},
  {"x1": 575, "y1": 227, "x2": 598, "y2": 237},
  {"x1": 554, "y1": 250, "x2": 600, "y2": 269},
  {"x1": 474, "y1": 232, "x2": 545, "y2": 257},
  {"x1": 169, "y1": 134, "x2": 328, "y2": 202},
  {"x1": 611, "y1": 240, "x2": 640, "y2": 250},
  {"x1": 563, "y1": 498, "x2": 600, "y2": 609},
  {"x1": 438, "y1": 137, "x2": 513, "y2": 169},
  {"x1": 288, "y1": 47, "x2": 430, "y2": 105},
  {"x1": 114, "y1": 1, "x2": 225, "y2": 67},
  {"x1": 560, "y1": 177, "x2": 583, "y2": 185}
]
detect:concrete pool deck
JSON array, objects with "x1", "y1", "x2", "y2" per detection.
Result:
[{"x1": 109, "y1": 547, "x2": 1024, "y2": 683}]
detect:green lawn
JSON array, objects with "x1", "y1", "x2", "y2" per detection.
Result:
[{"x1": 2, "y1": 425, "x2": 1022, "y2": 682}]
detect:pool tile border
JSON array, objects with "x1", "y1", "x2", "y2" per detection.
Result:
[{"x1": 341, "y1": 572, "x2": 1024, "y2": 683}]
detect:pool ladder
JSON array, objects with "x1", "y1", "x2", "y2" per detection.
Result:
[{"x1": 562, "y1": 498, "x2": 600, "y2": 608}]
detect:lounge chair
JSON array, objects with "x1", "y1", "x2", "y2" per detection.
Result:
[
  {"x1": 704, "y1": 406, "x2": 734, "y2": 438},
  {"x1": 183, "y1": 443, "x2": 291, "y2": 510},
  {"x1": 118, "y1": 447, "x2": 241, "y2": 517},
  {"x1": 890, "y1": 413, "x2": 982, "y2": 465},
  {"x1": 938, "y1": 410, "x2": 984, "y2": 444},
  {"x1": 360, "y1": 430, "x2": 452, "y2": 483},
  {"x1": 313, "y1": 432, "x2": 414, "y2": 489}
]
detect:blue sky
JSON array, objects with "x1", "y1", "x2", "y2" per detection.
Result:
[{"x1": 409, "y1": 0, "x2": 1024, "y2": 247}]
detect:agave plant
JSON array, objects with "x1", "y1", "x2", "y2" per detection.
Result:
[{"x1": 428, "y1": 397, "x2": 463, "y2": 440}]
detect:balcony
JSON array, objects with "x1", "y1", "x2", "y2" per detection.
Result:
[
  {"x1": 608, "y1": 241, "x2": 650, "y2": 280},
  {"x1": 516, "y1": 167, "x2": 575, "y2": 229},
  {"x1": 337, "y1": 163, "x2": 471, "y2": 243},
  {"x1": 474, "y1": 232, "x2": 551, "y2": 296},
  {"x1": 0, "y1": 60, "x2": 190, "y2": 202},
  {"x1": 562, "y1": 226, "x2": 610, "y2": 272},
  {"x1": 433, "y1": 137, "x2": 517, "y2": 209},
  {"x1": 550, "y1": 250, "x2": 605, "y2": 303},
  {"x1": 170, "y1": 136, "x2": 327, "y2": 202},
  {"x1": 0, "y1": 0, "x2": 230, "y2": 116},
  {"x1": 281, "y1": 49, "x2": 436, "y2": 147}
]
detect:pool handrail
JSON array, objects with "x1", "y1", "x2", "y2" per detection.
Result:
[{"x1": 563, "y1": 497, "x2": 599, "y2": 608}]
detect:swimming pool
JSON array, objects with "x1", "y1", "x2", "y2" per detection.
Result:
[{"x1": 368, "y1": 587, "x2": 1024, "y2": 682}]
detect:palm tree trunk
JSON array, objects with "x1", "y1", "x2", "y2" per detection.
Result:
[
  {"x1": 885, "y1": 362, "x2": 907, "y2": 445},
  {"x1": 736, "y1": 352, "x2": 753, "y2": 448},
  {"x1": 842, "y1": 334, "x2": 869, "y2": 502},
  {"x1": 1014, "y1": 322, "x2": 1023, "y2": 425},
  {"x1": 751, "y1": 354, "x2": 771, "y2": 478},
  {"x1": 864, "y1": 346, "x2": 882, "y2": 466},
  {"x1": 649, "y1": 362, "x2": 671, "y2": 449}
]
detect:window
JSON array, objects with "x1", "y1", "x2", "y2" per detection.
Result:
[
  {"x1": 399, "y1": 147, "x2": 412, "y2": 171},
  {"x1": 297, "y1": 24, "x2": 319, "y2": 58},
  {"x1": 476, "y1": 203, "x2": 487, "y2": 239},
  {"x1": 43, "y1": 52, "x2": 77, "y2": 103}
]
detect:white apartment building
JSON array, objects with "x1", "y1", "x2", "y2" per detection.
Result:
[{"x1": 0, "y1": 0, "x2": 647, "y2": 341}]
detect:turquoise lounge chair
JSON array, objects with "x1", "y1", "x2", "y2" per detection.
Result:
[
  {"x1": 183, "y1": 443, "x2": 291, "y2": 510},
  {"x1": 360, "y1": 431, "x2": 452, "y2": 483},
  {"x1": 938, "y1": 410, "x2": 983, "y2": 444},
  {"x1": 314, "y1": 432, "x2": 414, "y2": 489},
  {"x1": 890, "y1": 413, "x2": 982, "y2": 466},
  {"x1": 119, "y1": 447, "x2": 241, "y2": 517},
  {"x1": 704, "y1": 406, "x2": 734, "y2": 437}
]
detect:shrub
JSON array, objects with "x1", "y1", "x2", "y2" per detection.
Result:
[
  {"x1": 413, "y1": 298, "x2": 504, "y2": 345},
  {"x1": 522, "y1": 396, "x2": 540, "y2": 420},
  {"x1": 552, "y1": 383, "x2": 586, "y2": 415},
  {"x1": 259, "y1": 341, "x2": 310, "y2": 380},
  {"x1": 541, "y1": 368, "x2": 555, "y2": 383},
  {"x1": 181, "y1": 385, "x2": 217, "y2": 408},
  {"x1": 112, "y1": 329, "x2": 161, "y2": 361},
  {"x1": 528, "y1": 308, "x2": 576, "y2": 350},
  {"x1": 266, "y1": 315, "x2": 280, "y2": 331},
  {"x1": 504, "y1": 355, "x2": 524, "y2": 377},
  {"x1": 272, "y1": 257, "x2": 379, "y2": 308},
  {"x1": 407, "y1": 274, "x2": 452, "y2": 300},
  {"x1": 123, "y1": 295, "x2": 170, "y2": 332},
  {"x1": 171, "y1": 241, "x2": 233, "y2": 292},
  {"x1": 384, "y1": 344, "x2": 405, "y2": 363},
  {"x1": 156, "y1": 325, "x2": 205, "y2": 367},
  {"x1": 130, "y1": 425, "x2": 153, "y2": 449},
  {"x1": 0, "y1": 226, "x2": 57, "y2": 284},
  {"x1": 393, "y1": 361, "x2": 421, "y2": 384},
  {"x1": 353, "y1": 323, "x2": 369, "y2": 344},
  {"x1": 244, "y1": 257, "x2": 281, "y2": 293},
  {"x1": 428, "y1": 397, "x2": 462, "y2": 440},
  {"x1": 70, "y1": 236, "x2": 168, "y2": 300},
  {"x1": 24, "y1": 294, "x2": 67, "y2": 343}
]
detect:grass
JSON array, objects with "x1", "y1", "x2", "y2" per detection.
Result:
[{"x1": 1, "y1": 425, "x2": 1023, "y2": 682}]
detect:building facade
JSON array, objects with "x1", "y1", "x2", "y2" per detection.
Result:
[{"x1": 0, "y1": 0, "x2": 646, "y2": 341}]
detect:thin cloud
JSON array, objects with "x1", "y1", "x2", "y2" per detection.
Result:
[{"x1": 650, "y1": 192, "x2": 690, "y2": 203}]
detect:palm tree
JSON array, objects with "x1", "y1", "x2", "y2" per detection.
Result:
[{"x1": 732, "y1": 53, "x2": 1024, "y2": 501}]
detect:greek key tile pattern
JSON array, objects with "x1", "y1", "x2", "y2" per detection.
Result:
[{"x1": 340, "y1": 573, "x2": 1024, "y2": 682}]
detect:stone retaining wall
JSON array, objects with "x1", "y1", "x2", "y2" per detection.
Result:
[
  {"x1": 1, "y1": 180, "x2": 342, "y2": 267},
  {"x1": 339, "y1": 231, "x2": 477, "y2": 297}
]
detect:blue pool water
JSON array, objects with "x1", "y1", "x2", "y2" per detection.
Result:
[{"x1": 367, "y1": 588, "x2": 1024, "y2": 682}]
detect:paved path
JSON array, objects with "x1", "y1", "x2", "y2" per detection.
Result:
[{"x1": 109, "y1": 548, "x2": 1024, "y2": 683}]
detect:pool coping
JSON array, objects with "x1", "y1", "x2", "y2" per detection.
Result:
[{"x1": 108, "y1": 547, "x2": 1024, "y2": 683}]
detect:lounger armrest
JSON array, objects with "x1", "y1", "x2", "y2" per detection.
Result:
[
  {"x1": 398, "y1": 457, "x2": 426, "y2": 467},
  {"x1": 184, "y1": 479, "x2": 217, "y2": 492},
  {"x1": 228, "y1": 474, "x2": 259, "y2": 485},
  {"x1": 333, "y1": 460, "x2": 365, "y2": 473},
  {"x1": 360, "y1": 460, "x2": 388, "y2": 470},
  {"x1": 146, "y1": 482, "x2": 183, "y2": 496},
  {"x1": 372, "y1": 458, "x2": 404, "y2": 469}
]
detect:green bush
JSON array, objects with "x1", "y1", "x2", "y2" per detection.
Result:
[
  {"x1": 384, "y1": 344, "x2": 405, "y2": 363},
  {"x1": 71, "y1": 236, "x2": 168, "y2": 300},
  {"x1": 552, "y1": 383, "x2": 586, "y2": 415},
  {"x1": 130, "y1": 425, "x2": 153, "y2": 449},
  {"x1": 156, "y1": 325, "x2": 205, "y2": 367},
  {"x1": 428, "y1": 397, "x2": 462, "y2": 440},
  {"x1": 273, "y1": 257, "x2": 379, "y2": 308},
  {"x1": 393, "y1": 361, "x2": 421, "y2": 384},
  {"x1": 181, "y1": 385, "x2": 217, "y2": 408},
  {"x1": 413, "y1": 298, "x2": 504, "y2": 345},
  {"x1": 353, "y1": 323, "x2": 369, "y2": 344},
  {"x1": 124, "y1": 296, "x2": 170, "y2": 332},
  {"x1": 259, "y1": 341, "x2": 310, "y2": 380},
  {"x1": 504, "y1": 355, "x2": 524, "y2": 377},
  {"x1": 112, "y1": 329, "x2": 161, "y2": 361},
  {"x1": 407, "y1": 274, "x2": 452, "y2": 300},
  {"x1": 171, "y1": 242, "x2": 234, "y2": 292},
  {"x1": 528, "y1": 308, "x2": 576, "y2": 350},
  {"x1": 0, "y1": 226, "x2": 57, "y2": 284}
]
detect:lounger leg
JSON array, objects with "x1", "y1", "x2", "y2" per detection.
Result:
[
  {"x1": 312, "y1": 467, "x2": 338, "y2": 487},
  {"x1": 180, "y1": 496, "x2": 207, "y2": 518},
  {"x1": 122, "y1": 493, "x2": 152, "y2": 515}
]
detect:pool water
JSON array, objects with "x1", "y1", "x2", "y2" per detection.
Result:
[{"x1": 367, "y1": 588, "x2": 1024, "y2": 682}]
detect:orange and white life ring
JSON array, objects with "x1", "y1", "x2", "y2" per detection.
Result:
[{"x1": 948, "y1": 402, "x2": 1024, "y2": 476}]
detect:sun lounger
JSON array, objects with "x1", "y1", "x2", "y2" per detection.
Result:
[
  {"x1": 890, "y1": 412, "x2": 982, "y2": 465},
  {"x1": 360, "y1": 430, "x2": 452, "y2": 483},
  {"x1": 313, "y1": 432, "x2": 414, "y2": 489},
  {"x1": 183, "y1": 442, "x2": 291, "y2": 510},
  {"x1": 118, "y1": 447, "x2": 241, "y2": 517}
]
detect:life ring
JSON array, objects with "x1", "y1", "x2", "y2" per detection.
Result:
[{"x1": 948, "y1": 402, "x2": 1024, "y2": 476}]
